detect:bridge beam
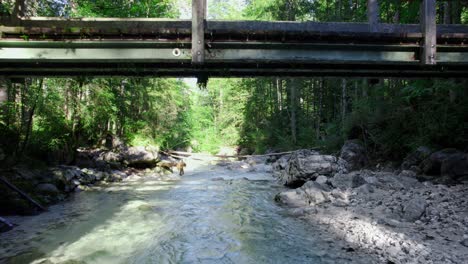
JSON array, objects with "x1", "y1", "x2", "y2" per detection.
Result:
[{"x1": 421, "y1": 0, "x2": 437, "y2": 65}]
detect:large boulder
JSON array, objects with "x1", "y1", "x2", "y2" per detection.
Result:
[
  {"x1": 36, "y1": 183, "x2": 60, "y2": 195},
  {"x1": 401, "y1": 146, "x2": 432, "y2": 170},
  {"x1": 124, "y1": 146, "x2": 159, "y2": 168},
  {"x1": 275, "y1": 181, "x2": 330, "y2": 207},
  {"x1": 421, "y1": 149, "x2": 468, "y2": 182},
  {"x1": 278, "y1": 149, "x2": 344, "y2": 187},
  {"x1": 340, "y1": 140, "x2": 368, "y2": 171}
]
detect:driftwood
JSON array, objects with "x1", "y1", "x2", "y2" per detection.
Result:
[
  {"x1": 0, "y1": 176, "x2": 46, "y2": 211},
  {"x1": 0, "y1": 217, "x2": 14, "y2": 231},
  {"x1": 166, "y1": 150, "x2": 308, "y2": 159}
]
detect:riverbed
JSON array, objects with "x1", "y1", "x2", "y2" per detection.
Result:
[{"x1": 0, "y1": 162, "x2": 376, "y2": 264}]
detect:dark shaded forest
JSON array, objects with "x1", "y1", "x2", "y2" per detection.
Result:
[{"x1": 0, "y1": 0, "x2": 467, "y2": 167}]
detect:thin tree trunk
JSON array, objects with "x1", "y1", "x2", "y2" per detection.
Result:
[
  {"x1": 289, "y1": 79, "x2": 297, "y2": 145},
  {"x1": 316, "y1": 79, "x2": 323, "y2": 140},
  {"x1": 341, "y1": 79, "x2": 347, "y2": 127}
]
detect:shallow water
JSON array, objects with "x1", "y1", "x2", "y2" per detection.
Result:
[{"x1": 0, "y1": 164, "x2": 372, "y2": 264}]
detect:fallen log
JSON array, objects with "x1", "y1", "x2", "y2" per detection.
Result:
[
  {"x1": 0, "y1": 217, "x2": 14, "y2": 232},
  {"x1": 0, "y1": 176, "x2": 46, "y2": 211},
  {"x1": 167, "y1": 149, "x2": 312, "y2": 159}
]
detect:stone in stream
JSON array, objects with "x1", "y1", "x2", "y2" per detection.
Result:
[{"x1": 275, "y1": 181, "x2": 330, "y2": 207}]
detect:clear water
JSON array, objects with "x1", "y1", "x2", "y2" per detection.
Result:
[{"x1": 0, "y1": 164, "x2": 374, "y2": 264}]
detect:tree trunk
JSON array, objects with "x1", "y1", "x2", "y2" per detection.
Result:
[
  {"x1": 289, "y1": 79, "x2": 297, "y2": 145},
  {"x1": 316, "y1": 79, "x2": 323, "y2": 140},
  {"x1": 341, "y1": 79, "x2": 347, "y2": 127}
]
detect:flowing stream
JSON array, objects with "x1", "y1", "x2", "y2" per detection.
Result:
[{"x1": 0, "y1": 163, "x2": 373, "y2": 264}]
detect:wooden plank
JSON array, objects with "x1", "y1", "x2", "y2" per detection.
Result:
[
  {"x1": 192, "y1": 0, "x2": 206, "y2": 64},
  {"x1": 421, "y1": 0, "x2": 437, "y2": 65},
  {"x1": 367, "y1": 0, "x2": 379, "y2": 32},
  {"x1": 0, "y1": 176, "x2": 46, "y2": 211}
]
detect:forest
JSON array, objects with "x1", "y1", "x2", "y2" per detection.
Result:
[
  {"x1": 0, "y1": 0, "x2": 467, "y2": 166},
  {"x1": 1, "y1": 1, "x2": 468, "y2": 263}
]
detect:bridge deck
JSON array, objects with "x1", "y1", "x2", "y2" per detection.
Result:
[{"x1": 0, "y1": 16, "x2": 467, "y2": 77}]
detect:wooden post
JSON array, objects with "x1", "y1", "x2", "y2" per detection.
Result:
[
  {"x1": 192, "y1": 0, "x2": 206, "y2": 65},
  {"x1": 367, "y1": 0, "x2": 379, "y2": 32},
  {"x1": 421, "y1": 0, "x2": 437, "y2": 65}
]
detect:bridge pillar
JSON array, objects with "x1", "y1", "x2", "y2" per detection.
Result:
[
  {"x1": 421, "y1": 0, "x2": 437, "y2": 65},
  {"x1": 367, "y1": 0, "x2": 379, "y2": 32},
  {"x1": 192, "y1": 0, "x2": 206, "y2": 65}
]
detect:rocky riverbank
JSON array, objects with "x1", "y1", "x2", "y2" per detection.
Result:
[
  {"x1": 0, "y1": 145, "x2": 182, "y2": 221},
  {"x1": 272, "y1": 142, "x2": 468, "y2": 264}
]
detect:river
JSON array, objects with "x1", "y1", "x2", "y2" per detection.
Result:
[{"x1": 0, "y1": 162, "x2": 374, "y2": 264}]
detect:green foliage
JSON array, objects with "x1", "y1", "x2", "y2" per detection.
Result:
[{"x1": 72, "y1": 0, "x2": 178, "y2": 18}]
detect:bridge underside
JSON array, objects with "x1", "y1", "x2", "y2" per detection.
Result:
[{"x1": 1, "y1": 18, "x2": 468, "y2": 77}]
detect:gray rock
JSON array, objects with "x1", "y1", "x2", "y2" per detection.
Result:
[
  {"x1": 36, "y1": 183, "x2": 60, "y2": 195},
  {"x1": 275, "y1": 190, "x2": 309, "y2": 207},
  {"x1": 124, "y1": 146, "x2": 159, "y2": 168},
  {"x1": 99, "y1": 151, "x2": 123, "y2": 163},
  {"x1": 330, "y1": 171, "x2": 367, "y2": 189},
  {"x1": 276, "y1": 181, "x2": 330, "y2": 208},
  {"x1": 401, "y1": 146, "x2": 432, "y2": 170},
  {"x1": 402, "y1": 197, "x2": 427, "y2": 222},
  {"x1": 279, "y1": 149, "x2": 343, "y2": 187},
  {"x1": 340, "y1": 140, "x2": 368, "y2": 171},
  {"x1": 422, "y1": 149, "x2": 467, "y2": 182},
  {"x1": 355, "y1": 183, "x2": 374, "y2": 194},
  {"x1": 399, "y1": 170, "x2": 417, "y2": 178},
  {"x1": 315, "y1": 175, "x2": 328, "y2": 186},
  {"x1": 460, "y1": 238, "x2": 468, "y2": 248}
]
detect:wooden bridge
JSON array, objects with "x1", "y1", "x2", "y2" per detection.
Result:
[{"x1": 0, "y1": 0, "x2": 467, "y2": 78}]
